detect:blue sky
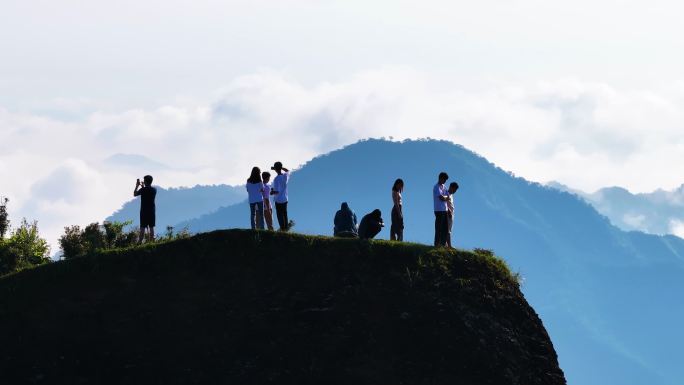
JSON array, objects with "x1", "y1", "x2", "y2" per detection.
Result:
[{"x1": 3, "y1": 0, "x2": 684, "y2": 247}]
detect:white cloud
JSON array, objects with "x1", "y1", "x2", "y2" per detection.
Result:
[
  {"x1": 669, "y1": 219, "x2": 684, "y2": 239},
  {"x1": 4, "y1": 68, "x2": 684, "y2": 250},
  {"x1": 622, "y1": 213, "x2": 647, "y2": 231}
]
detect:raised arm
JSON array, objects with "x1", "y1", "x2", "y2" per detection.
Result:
[{"x1": 133, "y1": 179, "x2": 141, "y2": 196}]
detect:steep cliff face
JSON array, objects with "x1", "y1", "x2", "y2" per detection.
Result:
[{"x1": 0, "y1": 230, "x2": 565, "y2": 385}]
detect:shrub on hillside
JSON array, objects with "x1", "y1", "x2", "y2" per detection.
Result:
[
  {"x1": 162, "y1": 226, "x2": 190, "y2": 241},
  {"x1": 59, "y1": 221, "x2": 138, "y2": 260},
  {"x1": 0, "y1": 219, "x2": 50, "y2": 275},
  {"x1": 59, "y1": 222, "x2": 190, "y2": 259}
]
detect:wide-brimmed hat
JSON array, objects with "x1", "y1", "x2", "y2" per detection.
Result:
[{"x1": 271, "y1": 161, "x2": 283, "y2": 171}]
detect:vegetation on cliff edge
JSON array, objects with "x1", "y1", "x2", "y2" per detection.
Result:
[{"x1": 0, "y1": 229, "x2": 565, "y2": 385}]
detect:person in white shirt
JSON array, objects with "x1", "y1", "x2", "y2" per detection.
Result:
[
  {"x1": 446, "y1": 182, "x2": 459, "y2": 248},
  {"x1": 246, "y1": 167, "x2": 265, "y2": 230},
  {"x1": 270, "y1": 161, "x2": 290, "y2": 231},
  {"x1": 261, "y1": 171, "x2": 274, "y2": 231},
  {"x1": 433, "y1": 172, "x2": 450, "y2": 247}
]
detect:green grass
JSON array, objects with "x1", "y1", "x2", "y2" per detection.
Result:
[
  {"x1": 0, "y1": 229, "x2": 563, "y2": 385},
  {"x1": 2, "y1": 229, "x2": 519, "y2": 287}
]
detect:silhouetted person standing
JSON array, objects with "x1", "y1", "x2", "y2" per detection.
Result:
[
  {"x1": 358, "y1": 209, "x2": 384, "y2": 240},
  {"x1": 134, "y1": 175, "x2": 157, "y2": 244},
  {"x1": 246, "y1": 167, "x2": 265, "y2": 230},
  {"x1": 271, "y1": 161, "x2": 290, "y2": 231},
  {"x1": 390, "y1": 178, "x2": 404, "y2": 241},
  {"x1": 334, "y1": 202, "x2": 358, "y2": 237},
  {"x1": 446, "y1": 182, "x2": 459, "y2": 248},
  {"x1": 433, "y1": 172, "x2": 450, "y2": 247}
]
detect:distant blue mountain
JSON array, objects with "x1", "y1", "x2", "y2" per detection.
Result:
[
  {"x1": 549, "y1": 181, "x2": 684, "y2": 237},
  {"x1": 174, "y1": 139, "x2": 684, "y2": 385},
  {"x1": 106, "y1": 184, "x2": 246, "y2": 232}
]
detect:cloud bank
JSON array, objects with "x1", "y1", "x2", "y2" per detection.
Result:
[{"x1": 3, "y1": 68, "x2": 684, "y2": 250}]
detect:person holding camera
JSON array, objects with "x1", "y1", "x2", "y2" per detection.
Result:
[{"x1": 134, "y1": 175, "x2": 157, "y2": 243}]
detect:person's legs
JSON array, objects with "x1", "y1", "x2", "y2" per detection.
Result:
[
  {"x1": 264, "y1": 206, "x2": 274, "y2": 230},
  {"x1": 138, "y1": 227, "x2": 146, "y2": 244},
  {"x1": 369, "y1": 226, "x2": 382, "y2": 239},
  {"x1": 275, "y1": 202, "x2": 285, "y2": 230},
  {"x1": 390, "y1": 206, "x2": 399, "y2": 241},
  {"x1": 249, "y1": 203, "x2": 257, "y2": 230},
  {"x1": 440, "y1": 213, "x2": 449, "y2": 247},
  {"x1": 282, "y1": 202, "x2": 289, "y2": 230},
  {"x1": 139, "y1": 212, "x2": 146, "y2": 244},
  {"x1": 435, "y1": 211, "x2": 448, "y2": 247},
  {"x1": 446, "y1": 214, "x2": 453, "y2": 248},
  {"x1": 398, "y1": 210, "x2": 404, "y2": 241},
  {"x1": 149, "y1": 214, "x2": 156, "y2": 242},
  {"x1": 256, "y1": 201, "x2": 265, "y2": 230}
]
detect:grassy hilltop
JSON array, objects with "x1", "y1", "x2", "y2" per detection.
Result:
[{"x1": 0, "y1": 230, "x2": 565, "y2": 385}]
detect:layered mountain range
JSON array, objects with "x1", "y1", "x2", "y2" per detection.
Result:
[{"x1": 549, "y1": 181, "x2": 684, "y2": 237}]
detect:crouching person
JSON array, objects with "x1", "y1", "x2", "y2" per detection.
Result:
[{"x1": 358, "y1": 209, "x2": 384, "y2": 240}]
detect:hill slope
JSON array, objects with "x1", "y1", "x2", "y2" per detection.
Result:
[
  {"x1": 174, "y1": 139, "x2": 684, "y2": 385},
  {"x1": 0, "y1": 230, "x2": 565, "y2": 385}
]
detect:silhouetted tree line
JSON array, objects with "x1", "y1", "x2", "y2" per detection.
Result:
[
  {"x1": 0, "y1": 197, "x2": 189, "y2": 276},
  {"x1": 59, "y1": 222, "x2": 190, "y2": 260}
]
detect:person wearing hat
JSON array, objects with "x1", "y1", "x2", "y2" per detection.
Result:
[{"x1": 270, "y1": 161, "x2": 290, "y2": 231}]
